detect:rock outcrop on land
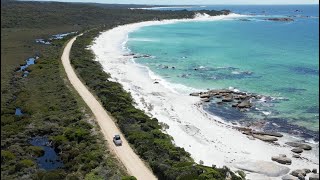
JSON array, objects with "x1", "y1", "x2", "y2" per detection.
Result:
[
  {"x1": 272, "y1": 154, "x2": 292, "y2": 165},
  {"x1": 235, "y1": 160, "x2": 290, "y2": 177}
]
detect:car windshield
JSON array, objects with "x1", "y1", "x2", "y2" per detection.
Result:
[{"x1": 115, "y1": 135, "x2": 120, "y2": 140}]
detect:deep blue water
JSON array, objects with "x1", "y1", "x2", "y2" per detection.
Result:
[
  {"x1": 127, "y1": 5, "x2": 319, "y2": 135},
  {"x1": 15, "y1": 108, "x2": 23, "y2": 116},
  {"x1": 30, "y1": 137, "x2": 63, "y2": 170}
]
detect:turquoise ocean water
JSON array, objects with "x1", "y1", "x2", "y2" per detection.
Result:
[{"x1": 127, "y1": 5, "x2": 319, "y2": 139}]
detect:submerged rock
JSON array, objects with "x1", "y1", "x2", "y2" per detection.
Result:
[
  {"x1": 216, "y1": 101, "x2": 223, "y2": 105},
  {"x1": 133, "y1": 54, "x2": 151, "y2": 58},
  {"x1": 123, "y1": 53, "x2": 135, "y2": 56},
  {"x1": 231, "y1": 103, "x2": 238, "y2": 107},
  {"x1": 235, "y1": 160, "x2": 290, "y2": 177},
  {"x1": 239, "y1": 18, "x2": 251, "y2": 21},
  {"x1": 237, "y1": 100, "x2": 252, "y2": 108},
  {"x1": 266, "y1": 18, "x2": 294, "y2": 22}
]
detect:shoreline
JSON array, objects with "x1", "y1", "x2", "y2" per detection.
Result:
[{"x1": 91, "y1": 14, "x2": 319, "y2": 179}]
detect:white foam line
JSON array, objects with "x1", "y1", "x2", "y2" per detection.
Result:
[{"x1": 91, "y1": 13, "x2": 319, "y2": 179}]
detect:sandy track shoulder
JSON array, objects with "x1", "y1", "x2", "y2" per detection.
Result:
[{"x1": 61, "y1": 35, "x2": 157, "y2": 180}]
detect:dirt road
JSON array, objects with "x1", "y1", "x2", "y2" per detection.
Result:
[{"x1": 61, "y1": 35, "x2": 157, "y2": 180}]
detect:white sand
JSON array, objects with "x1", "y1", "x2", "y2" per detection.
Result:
[{"x1": 91, "y1": 13, "x2": 319, "y2": 179}]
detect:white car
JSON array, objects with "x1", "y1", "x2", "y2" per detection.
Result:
[{"x1": 113, "y1": 135, "x2": 122, "y2": 146}]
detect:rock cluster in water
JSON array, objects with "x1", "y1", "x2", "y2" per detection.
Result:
[
  {"x1": 123, "y1": 53, "x2": 151, "y2": 59},
  {"x1": 265, "y1": 18, "x2": 294, "y2": 22},
  {"x1": 190, "y1": 89, "x2": 263, "y2": 111}
]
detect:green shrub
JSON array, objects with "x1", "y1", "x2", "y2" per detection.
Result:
[
  {"x1": 84, "y1": 172, "x2": 104, "y2": 180},
  {"x1": 15, "y1": 159, "x2": 35, "y2": 171},
  {"x1": 28, "y1": 146, "x2": 45, "y2": 157},
  {"x1": 122, "y1": 176, "x2": 137, "y2": 180},
  {"x1": 1, "y1": 150, "x2": 16, "y2": 162}
]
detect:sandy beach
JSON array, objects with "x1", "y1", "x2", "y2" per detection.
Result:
[{"x1": 91, "y1": 13, "x2": 319, "y2": 179}]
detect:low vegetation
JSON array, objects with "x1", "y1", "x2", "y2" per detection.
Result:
[{"x1": 1, "y1": 0, "x2": 238, "y2": 179}]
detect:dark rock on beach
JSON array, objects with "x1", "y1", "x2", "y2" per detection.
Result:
[
  {"x1": 235, "y1": 160, "x2": 290, "y2": 177},
  {"x1": 309, "y1": 174, "x2": 319, "y2": 180},
  {"x1": 292, "y1": 154, "x2": 301, "y2": 159},
  {"x1": 282, "y1": 174, "x2": 299, "y2": 180},
  {"x1": 252, "y1": 131, "x2": 283, "y2": 137},
  {"x1": 189, "y1": 92, "x2": 200, "y2": 96},
  {"x1": 303, "y1": 169, "x2": 311, "y2": 174},
  {"x1": 291, "y1": 169, "x2": 307, "y2": 177},
  {"x1": 271, "y1": 154, "x2": 292, "y2": 165},
  {"x1": 291, "y1": 148, "x2": 303, "y2": 154},
  {"x1": 253, "y1": 134, "x2": 278, "y2": 142},
  {"x1": 312, "y1": 169, "x2": 318, "y2": 174},
  {"x1": 285, "y1": 142, "x2": 312, "y2": 151}
]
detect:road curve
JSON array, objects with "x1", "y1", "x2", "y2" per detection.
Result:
[{"x1": 61, "y1": 35, "x2": 157, "y2": 180}]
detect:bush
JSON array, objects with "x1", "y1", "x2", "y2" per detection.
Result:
[
  {"x1": 28, "y1": 146, "x2": 45, "y2": 157},
  {"x1": 122, "y1": 176, "x2": 137, "y2": 180},
  {"x1": 1, "y1": 150, "x2": 16, "y2": 162},
  {"x1": 84, "y1": 172, "x2": 104, "y2": 180},
  {"x1": 15, "y1": 159, "x2": 35, "y2": 171}
]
